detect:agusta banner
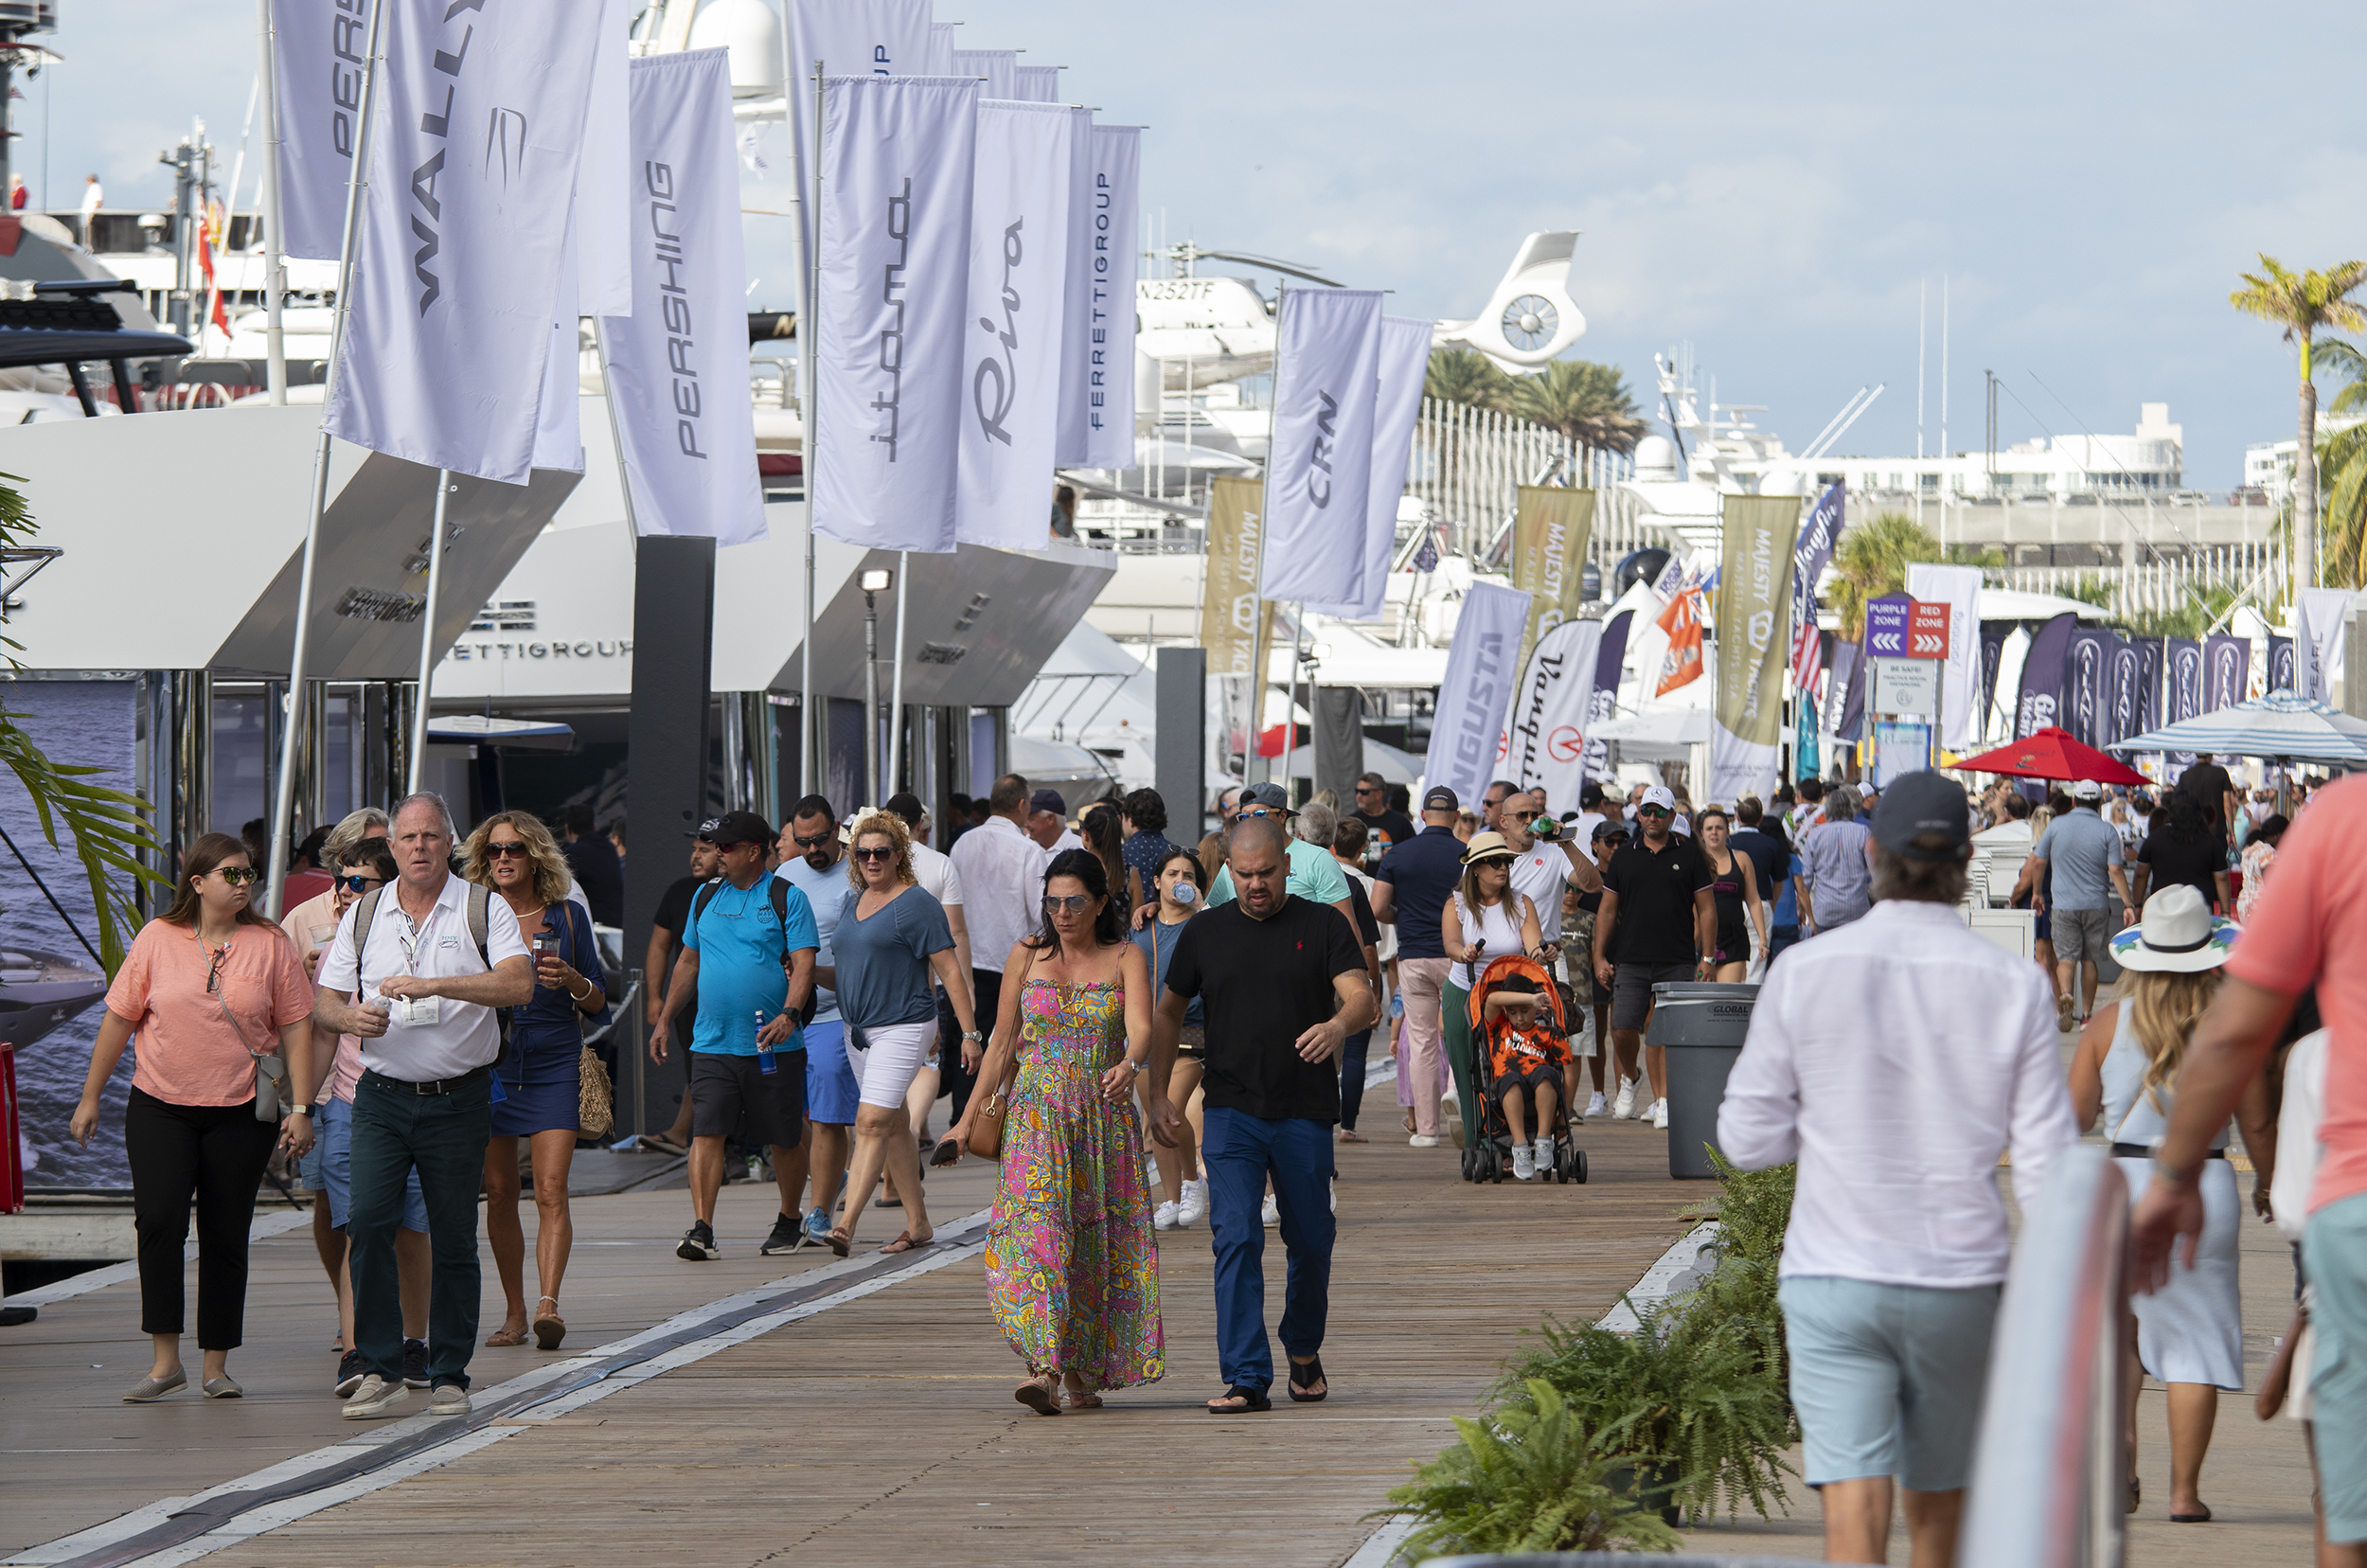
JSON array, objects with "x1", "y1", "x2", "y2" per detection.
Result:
[{"x1": 1507, "y1": 485, "x2": 1595, "y2": 672}]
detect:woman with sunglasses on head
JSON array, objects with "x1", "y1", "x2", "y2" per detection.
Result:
[
  {"x1": 1133, "y1": 847, "x2": 1211, "y2": 1228},
  {"x1": 825, "y1": 810, "x2": 979, "y2": 1256},
  {"x1": 69, "y1": 833, "x2": 317, "y2": 1402},
  {"x1": 949, "y1": 847, "x2": 1163, "y2": 1414},
  {"x1": 462, "y1": 811, "x2": 605, "y2": 1351}
]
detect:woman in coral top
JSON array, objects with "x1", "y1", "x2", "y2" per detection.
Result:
[{"x1": 70, "y1": 832, "x2": 317, "y2": 1402}]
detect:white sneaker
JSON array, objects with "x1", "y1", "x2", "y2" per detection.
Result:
[
  {"x1": 1584, "y1": 1092, "x2": 1609, "y2": 1120},
  {"x1": 1409, "y1": 1133, "x2": 1439, "y2": 1149},
  {"x1": 1441, "y1": 1091, "x2": 1466, "y2": 1149},
  {"x1": 1611, "y1": 1076, "x2": 1640, "y2": 1120},
  {"x1": 1153, "y1": 1201, "x2": 1180, "y2": 1231},
  {"x1": 342, "y1": 1375, "x2": 410, "y2": 1420},
  {"x1": 1534, "y1": 1136, "x2": 1555, "y2": 1170},
  {"x1": 1261, "y1": 1193, "x2": 1280, "y2": 1227},
  {"x1": 1512, "y1": 1145, "x2": 1536, "y2": 1181},
  {"x1": 1650, "y1": 1097, "x2": 1669, "y2": 1130},
  {"x1": 1176, "y1": 1180, "x2": 1207, "y2": 1228}
]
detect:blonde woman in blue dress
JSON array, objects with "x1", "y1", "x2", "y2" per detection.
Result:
[{"x1": 2069, "y1": 884, "x2": 2271, "y2": 1523}]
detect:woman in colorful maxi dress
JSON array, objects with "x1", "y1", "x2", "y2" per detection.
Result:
[{"x1": 949, "y1": 847, "x2": 1164, "y2": 1414}]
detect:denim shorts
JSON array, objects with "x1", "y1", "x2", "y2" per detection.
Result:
[
  {"x1": 313, "y1": 1096, "x2": 429, "y2": 1234},
  {"x1": 801, "y1": 1019, "x2": 859, "y2": 1125},
  {"x1": 1778, "y1": 1274, "x2": 2001, "y2": 1491}
]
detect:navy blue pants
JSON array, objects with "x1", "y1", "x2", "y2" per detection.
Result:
[{"x1": 1203, "y1": 1107, "x2": 1334, "y2": 1392}]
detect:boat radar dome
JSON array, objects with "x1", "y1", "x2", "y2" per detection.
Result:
[
  {"x1": 688, "y1": 0, "x2": 785, "y2": 98},
  {"x1": 1632, "y1": 434, "x2": 1681, "y2": 480}
]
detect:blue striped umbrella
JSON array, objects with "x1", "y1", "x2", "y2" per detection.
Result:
[{"x1": 2106, "y1": 689, "x2": 2367, "y2": 764}]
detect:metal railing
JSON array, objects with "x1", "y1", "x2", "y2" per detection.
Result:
[{"x1": 1958, "y1": 1144, "x2": 2129, "y2": 1568}]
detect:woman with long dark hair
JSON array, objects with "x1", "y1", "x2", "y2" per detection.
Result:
[
  {"x1": 948, "y1": 847, "x2": 1163, "y2": 1414},
  {"x1": 69, "y1": 833, "x2": 317, "y2": 1401},
  {"x1": 462, "y1": 811, "x2": 606, "y2": 1351},
  {"x1": 2136, "y1": 789, "x2": 2234, "y2": 914}
]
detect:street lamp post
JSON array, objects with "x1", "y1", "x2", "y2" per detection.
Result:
[{"x1": 860, "y1": 565, "x2": 894, "y2": 808}]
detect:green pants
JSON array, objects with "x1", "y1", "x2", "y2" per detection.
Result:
[{"x1": 1442, "y1": 979, "x2": 1481, "y2": 1147}]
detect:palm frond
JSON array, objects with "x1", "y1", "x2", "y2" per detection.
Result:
[
  {"x1": 1829, "y1": 510, "x2": 1940, "y2": 639},
  {"x1": 1424, "y1": 347, "x2": 1514, "y2": 412}
]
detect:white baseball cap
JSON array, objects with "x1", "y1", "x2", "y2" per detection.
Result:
[
  {"x1": 2070, "y1": 779, "x2": 2102, "y2": 801},
  {"x1": 1639, "y1": 785, "x2": 1677, "y2": 813}
]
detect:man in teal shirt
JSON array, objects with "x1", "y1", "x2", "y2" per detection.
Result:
[{"x1": 1207, "y1": 783, "x2": 1361, "y2": 934}]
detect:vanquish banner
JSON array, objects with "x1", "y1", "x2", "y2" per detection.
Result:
[
  {"x1": 1507, "y1": 485, "x2": 1596, "y2": 676},
  {"x1": 597, "y1": 49, "x2": 763, "y2": 544},
  {"x1": 1789, "y1": 480, "x2": 1844, "y2": 692},
  {"x1": 2016, "y1": 613, "x2": 2076, "y2": 738},
  {"x1": 1423, "y1": 581, "x2": 1532, "y2": 807},
  {"x1": 1258, "y1": 288, "x2": 1383, "y2": 605},
  {"x1": 955, "y1": 100, "x2": 1082, "y2": 550},
  {"x1": 324, "y1": 0, "x2": 599, "y2": 484},
  {"x1": 1711, "y1": 494, "x2": 1802, "y2": 804},
  {"x1": 268, "y1": 0, "x2": 371, "y2": 260},
  {"x1": 788, "y1": 0, "x2": 932, "y2": 261},
  {"x1": 1575, "y1": 607, "x2": 1633, "y2": 784},
  {"x1": 1056, "y1": 124, "x2": 1140, "y2": 469},
  {"x1": 810, "y1": 75, "x2": 978, "y2": 552},
  {"x1": 1307, "y1": 312, "x2": 1431, "y2": 622},
  {"x1": 1505, "y1": 617, "x2": 1604, "y2": 796}
]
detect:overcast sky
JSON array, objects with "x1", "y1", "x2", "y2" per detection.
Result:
[{"x1": 27, "y1": 1, "x2": 2364, "y2": 484}]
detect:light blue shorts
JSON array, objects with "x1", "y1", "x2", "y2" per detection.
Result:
[
  {"x1": 2304, "y1": 1192, "x2": 2367, "y2": 1544},
  {"x1": 314, "y1": 1096, "x2": 429, "y2": 1234},
  {"x1": 801, "y1": 1020, "x2": 859, "y2": 1126},
  {"x1": 1778, "y1": 1274, "x2": 2001, "y2": 1491}
]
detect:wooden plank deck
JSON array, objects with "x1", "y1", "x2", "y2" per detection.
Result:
[{"x1": 5, "y1": 1116, "x2": 1702, "y2": 1566}]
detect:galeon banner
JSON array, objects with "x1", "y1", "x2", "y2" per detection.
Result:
[
  {"x1": 810, "y1": 75, "x2": 978, "y2": 552},
  {"x1": 324, "y1": 0, "x2": 600, "y2": 484},
  {"x1": 1258, "y1": 288, "x2": 1383, "y2": 605},
  {"x1": 598, "y1": 48, "x2": 764, "y2": 544},
  {"x1": 1424, "y1": 581, "x2": 1532, "y2": 808},
  {"x1": 1711, "y1": 494, "x2": 1802, "y2": 804},
  {"x1": 1307, "y1": 313, "x2": 1431, "y2": 622}
]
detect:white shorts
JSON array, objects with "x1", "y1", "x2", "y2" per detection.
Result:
[{"x1": 850, "y1": 1019, "x2": 936, "y2": 1111}]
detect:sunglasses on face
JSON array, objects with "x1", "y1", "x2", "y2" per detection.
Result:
[
  {"x1": 485, "y1": 841, "x2": 531, "y2": 859},
  {"x1": 1235, "y1": 808, "x2": 1278, "y2": 820},
  {"x1": 336, "y1": 874, "x2": 384, "y2": 894},
  {"x1": 1505, "y1": 809, "x2": 1540, "y2": 823},
  {"x1": 1637, "y1": 806, "x2": 1672, "y2": 819},
  {"x1": 1355, "y1": 785, "x2": 1381, "y2": 796},
  {"x1": 1042, "y1": 893, "x2": 1094, "y2": 916},
  {"x1": 792, "y1": 831, "x2": 835, "y2": 849},
  {"x1": 216, "y1": 866, "x2": 260, "y2": 886},
  {"x1": 851, "y1": 846, "x2": 897, "y2": 863}
]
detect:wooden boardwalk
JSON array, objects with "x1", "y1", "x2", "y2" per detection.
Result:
[{"x1": 5, "y1": 1115, "x2": 1702, "y2": 1567}]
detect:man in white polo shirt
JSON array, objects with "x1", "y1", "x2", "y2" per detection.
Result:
[{"x1": 313, "y1": 793, "x2": 533, "y2": 1421}]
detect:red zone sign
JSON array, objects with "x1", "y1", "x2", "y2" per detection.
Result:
[{"x1": 1906, "y1": 601, "x2": 1950, "y2": 659}]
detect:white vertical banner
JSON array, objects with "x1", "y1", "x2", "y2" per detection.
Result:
[
  {"x1": 1906, "y1": 562, "x2": 1984, "y2": 750},
  {"x1": 952, "y1": 47, "x2": 1016, "y2": 99},
  {"x1": 1258, "y1": 288, "x2": 1382, "y2": 603},
  {"x1": 1307, "y1": 312, "x2": 1428, "y2": 620},
  {"x1": 811, "y1": 75, "x2": 978, "y2": 552},
  {"x1": 1424, "y1": 581, "x2": 1533, "y2": 804},
  {"x1": 1506, "y1": 617, "x2": 1605, "y2": 794},
  {"x1": 1013, "y1": 63, "x2": 1060, "y2": 101},
  {"x1": 267, "y1": 0, "x2": 369, "y2": 260},
  {"x1": 323, "y1": 0, "x2": 599, "y2": 484},
  {"x1": 2299, "y1": 587, "x2": 2352, "y2": 703},
  {"x1": 597, "y1": 49, "x2": 763, "y2": 543},
  {"x1": 926, "y1": 20, "x2": 957, "y2": 74},
  {"x1": 1066, "y1": 124, "x2": 1140, "y2": 469},
  {"x1": 953, "y1": 100, "x2": 1079, "y2": 550},
  {"x1": 574, "y1": 0, "x2": 633, "y2": 318},
  {"x1": 531, "y1": 220, "x2": 583, "y2": 472},
  {"x1": 788, "y1": 0, "x2": 932, "y2": 259}
]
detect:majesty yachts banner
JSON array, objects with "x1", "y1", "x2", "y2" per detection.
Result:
[
  {"x1": 1258, "y1": 288, "x2": 1383, "y2": 604},
  {"x1": 810, "y1": 75, "x2": 978, "y2": 552},
  {"x1": 1424, "y1": 581, "x2": 1532, "y2": 808},
  {"x1": 1507, "y1": 485, "x2": 1596, "y2": 675},
  {"x1": 1057, "y1": 124, "x2": 1141, "y2": 470},
  {"x1": 597, "y1": 49, "x2": 763, "y2": 544},
  {"x1": 324, "y1": 0, "x2": 599, "y2": 484},
  {"x1": 1711, "y1": 494, "x2": 1802, "y2": 805},
  {"x1": 1308, "y1": 313, "x2": 1430, "y2": 621},
  {"x1": 1506, "y1": 617, "x2": 1604, "y2": 795},
  {"x1": 1199, "y1": 474, "x2": 1265, "y2": 684},
  {"x1": 268, "y1": 0, "x2": 371, "y2": 260},
  {"x1": 955, "y1": 101, "x2": 1082, "y2": 550},
  {"x1": 789, "y1": 0, "x2": 932, "y2": 261}
]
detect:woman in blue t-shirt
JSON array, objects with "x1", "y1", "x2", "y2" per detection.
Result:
[
  {"x1": 826, "y1": 811, "x2": 979, "y2": 1257},
  {"x1": 1132, "y1": 847, "x2": 1208, "y2": 1230}
]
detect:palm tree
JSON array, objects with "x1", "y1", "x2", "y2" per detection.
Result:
[
  {"x1": 1424, "y1": 347, "x2": 1512, "y2": 412},
  {"x1": 2315, "y1": 339, "x2": 2367, "y2": 589},
  {"x1": 1830, "y1": 510, "x2": 1940, "y2": 639},
  {"x1": 2231, "y1": 256, "x2": 2367, "y2": 605},
  {"x1": 1507, "y1": 359, "x2": 1646, "y2": 454}
]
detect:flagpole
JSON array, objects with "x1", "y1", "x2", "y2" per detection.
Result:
[
  {"x1": 256, "y1": 0, "x2": 287, "y2": 402},
  {"x1": 405, "y1": 472, "x2": 453, "y2": 793},
  {"x1": 1249, "y1": 278, "x2": 1283, "y2": 789},
  {"x1": 593, "y1": 316, "x2": 640, "y2": 541},
  {"x1": 1279, "y1": 600, "x2": 1308, "y2": 799},
  {"x1": 798, "y1": 59, "x2": 824, "y2": 797},
  {"x1": 261, "y1": 0, "x2": 383, "y2": 919},
  {"x1": 886, "y1": 549, "x2": 908, "y2": 793}
]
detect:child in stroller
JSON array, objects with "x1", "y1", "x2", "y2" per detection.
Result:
[{"x1": 1463, "y1": 953, "x2": 1586, "y2": 1184}]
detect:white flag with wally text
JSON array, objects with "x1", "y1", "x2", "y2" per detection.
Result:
[
  {"x1": 955, "y1": 100, "x2": 1080, "y2": 551},
  {"x1": 597, "y1": 49, "x2": 763, "y2": 544},
  {"x1": 268, "y1": 0, "x2": 370, "y2": 261},
  {"x1": 1425, "y1": 581, "x2": 1533, "y2": 806},
  {"x1": 788, "y1": 0, "x2": 932, "y2": 259},
  {"x1": 324, "y1": 0, "x2": 598, "y2": 484},
  {"x1": 811, "y1": 75, "x2": 977, "y2": 552},
  {"x1": 1307, "y1": 312, "x2": 1428, "y2": 620},
  {"x1": 1258, "y1": 287, "x2": 1382, "y2": 604}
]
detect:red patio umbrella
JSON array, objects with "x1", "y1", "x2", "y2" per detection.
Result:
[{"x1": 1947, "y1": 726, "x2": 2149, "y2": 786}]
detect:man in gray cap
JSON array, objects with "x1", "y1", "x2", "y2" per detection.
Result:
[
  {"x1": 1720, "y1": 772, "x2": 2076, "y2": 1568},
  {"x1": 1024, "y1": 789, "x2": 1083, "y2": 856}
]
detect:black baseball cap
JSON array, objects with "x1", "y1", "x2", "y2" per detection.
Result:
[
  {"x1": 1421, "y1": 785, "x2": 1459, "y2": 811},
  {"x1": 694, "y1": 810, "x2": 774, "y2": 847},
  {"x1": 1868, "y1": 771, "x2": 1970, "y2": 862},
  {"x1": 1027, "y1": 789, "x2": 1068, "y2": 816},
  {"x1": 1592, "y1": 817, "x2": 1629, "y2": 842}
]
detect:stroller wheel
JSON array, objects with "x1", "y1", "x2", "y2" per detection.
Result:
[
  {"x1": 1460, "y1": 1147, "x2": 1477, "y2": 1182},
  {"x1": 1569, "y1": 1148, "x2": 1589, "y2": 1185}
]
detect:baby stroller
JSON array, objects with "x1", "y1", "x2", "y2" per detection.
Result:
[{"x1": 1459, "y1": 953, "x2": 1587, "y2": 1185}]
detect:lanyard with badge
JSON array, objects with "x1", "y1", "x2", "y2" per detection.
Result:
[{"x1": 388, "y1": 902, "x2": 444, "y2": 1028}]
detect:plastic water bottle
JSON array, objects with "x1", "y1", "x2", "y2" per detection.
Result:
[
  {"x1": 755, "y1": 1008, "x2": 776, "y2": 1075},
  {"x1": 1389, "y1": 990, "x2": 1404, "y2": 1021}
]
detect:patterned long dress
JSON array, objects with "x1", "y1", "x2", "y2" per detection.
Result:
[{"x1": 983, "y1": 978, "x2": 1165, "y2": 1390}]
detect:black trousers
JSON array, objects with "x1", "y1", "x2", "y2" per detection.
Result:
[
  {"x1": 946, "y1": 968, "x2": 1005, "y2": 1122},
  {"x1": 126, "y1": 1086, "x2": 279, "y2": 1349}
]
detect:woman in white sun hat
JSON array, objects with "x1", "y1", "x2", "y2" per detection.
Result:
[{"x1": 2069, "y1": 883, "x2": 2271, "y2": 1523}]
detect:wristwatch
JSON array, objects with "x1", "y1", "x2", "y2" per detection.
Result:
[
  {"x1": 962, "y1": 1029, "x2": 984, "y2": 1042},
  {"x1": 289, "y1": 1102, "x2": 312, "y2": 1118}
]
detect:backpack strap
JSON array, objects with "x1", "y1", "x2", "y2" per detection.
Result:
[
  {"x1": 690, "y1": 879, "x2": 721, "y2": 929},
  {"x1": 466, "y1": 882, "x2": 491, "y2": 970},
  {"x1": 347, "y1": 885, "x2": 386, "y2": 987}
]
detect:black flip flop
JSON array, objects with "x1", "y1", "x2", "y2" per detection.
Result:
[
  {"x1": 1206, "y1": 1383, "x2": 1272, "y2": 1414},
  {"x1": 1288, "y1": 1355, "x2": 1328, "y2": 1403}
]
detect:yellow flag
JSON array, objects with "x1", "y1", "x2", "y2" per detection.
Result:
[{"x1": 1507, "y1": 485, "x2": 1595, "y2": 672}]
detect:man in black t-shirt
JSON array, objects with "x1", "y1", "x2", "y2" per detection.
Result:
[
  {"x1": 1349, "y1": 772, "x2": 1417, "y2": 860},
  {"x1": 638, "y1": 838, "x2": 721, "y2": 1155},
  {"x1": 1151, "y1": 817, "x2": 1374, "y2": 1414},
  {"x1": 2176, "y1": 754, "x2": 2240, "y2": 846},
  {"x1": 1591, "y1": 786, "x2": 1716, "y2": 1130}
]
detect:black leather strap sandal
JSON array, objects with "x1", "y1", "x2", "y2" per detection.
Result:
[
  {"x1": 1287, "y1": 1355, "x2": 1329, "y2": 1403},
  {"x1": 1206, "y1": 1383, "x2": 1272, "y2": 1414}
]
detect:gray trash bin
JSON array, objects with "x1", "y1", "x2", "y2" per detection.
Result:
[{"x1": 1646, "y1": 982, "x2": 1759, "y2": 1180}]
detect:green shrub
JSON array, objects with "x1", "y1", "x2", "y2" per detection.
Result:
[{"x1": 1380, "y1": 1380, "x2": 1684, "y2": 1560}]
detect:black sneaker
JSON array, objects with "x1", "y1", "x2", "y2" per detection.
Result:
[
  {"x1": 677, "y1": 1220, "x2": 719, "y2": 1261},
  {"x1": 759, "y1": 1212, "x2": 803, "y2": 1256},
  {"x1": 333, "y1": 1348, "x2": 367, "y2": 1399},
  {"x1": 402, "y1": 1339, "x2": 430, "y2": 1388}
]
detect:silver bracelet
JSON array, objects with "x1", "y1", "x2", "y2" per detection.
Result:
[{"x1": 570, "y1": 979, "x2": 594, "y2": 1003}]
